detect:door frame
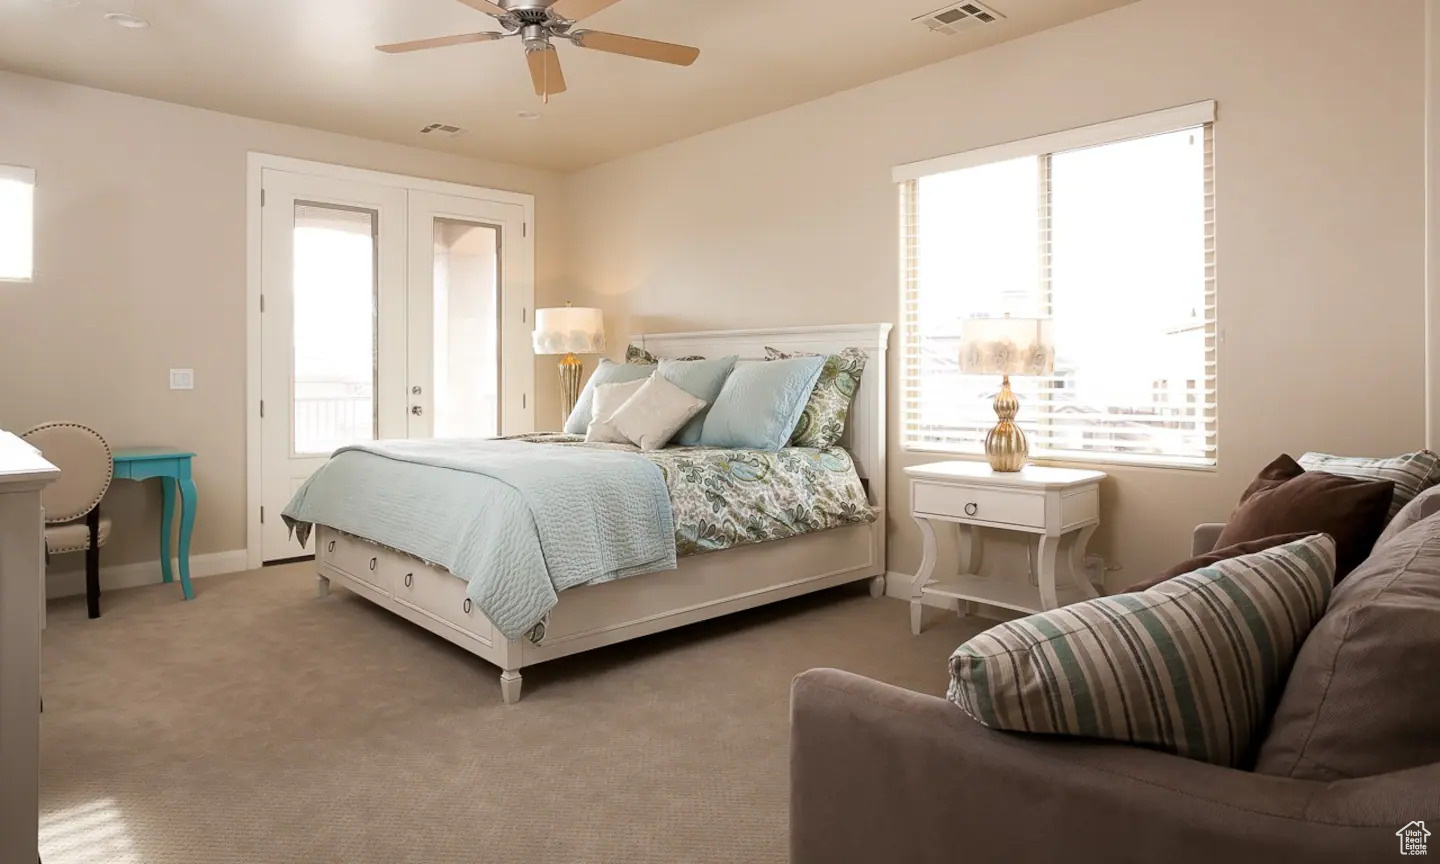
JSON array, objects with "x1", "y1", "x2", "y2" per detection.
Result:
[{"x1": 245, "y1": 152, "x2": 536, "y2": 569}]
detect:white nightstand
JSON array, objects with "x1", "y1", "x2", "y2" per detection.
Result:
[{"x1": 905, "y1": 461, "x2": 1107, "y2": 634}]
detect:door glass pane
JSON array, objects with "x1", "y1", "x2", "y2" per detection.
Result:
[
  {"x1": 432, "y1": 218, "x2": 499, "y2": 438},
  {"x1": 292, "y1": 203, "x2": 378, "y2": 455}
]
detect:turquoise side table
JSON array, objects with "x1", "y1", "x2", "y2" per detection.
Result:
[{"x1": 111, "y1": 447, "x2": 196, "y2": 601}]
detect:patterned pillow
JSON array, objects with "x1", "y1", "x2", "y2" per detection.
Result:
[
  {"x1": 626, "y1": 345, "x2": 704, "y2": 365},
  {"x1": 1298, "y1": 450, "x2": 1440, "y2": 521},
  {"x1": 948, "y1": 534, "x2": 1336, "y2": 768},
  {"x1": 763, "y1": 347, "x2": 867, "y2": 449}
]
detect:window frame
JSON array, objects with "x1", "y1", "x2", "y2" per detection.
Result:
[
  {"x1": 0, "y1": 164, "x2": 36, "y2": 283},
  {"x1": 895, "y1": 102, "x2": 1217, "y2": 471}
]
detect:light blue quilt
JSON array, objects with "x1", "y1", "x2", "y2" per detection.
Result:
[{"x1": 280, "y1": 438, "x2": 677, "y2": 641}]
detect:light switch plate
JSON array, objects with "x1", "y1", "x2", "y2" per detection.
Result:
[{"x1": 169, "y1": 368, "x2": 195, "y2": 390}]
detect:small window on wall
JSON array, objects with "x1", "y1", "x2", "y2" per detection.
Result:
[{"x1": 0, "y1": 165, "x2": 35, "y2": 282}]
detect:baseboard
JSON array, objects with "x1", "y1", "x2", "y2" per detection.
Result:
[
  {"x1": 883, "y1": 570, "x2": 1017, "y2": 622},
  {"x1": 883, "y1": 570, "x2": 956, "y2": 609},
  {"x1": 45, "y1": 549, "x2": 250, "y2": 599}
]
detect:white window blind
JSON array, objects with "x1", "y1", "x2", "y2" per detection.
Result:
[
  {"x1": 898, "y1": 103, "x2": 1217, "y2": 468},
  {"x1": 0, "y1": 165, "x2": 35, "y2": 282}
]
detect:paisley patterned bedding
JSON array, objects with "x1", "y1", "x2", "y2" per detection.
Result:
[{"x1": 509, "y1": 433, "x2": 877, "y2": 556}]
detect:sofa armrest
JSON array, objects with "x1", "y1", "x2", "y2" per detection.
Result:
[
  {"x1": 791, "y1": 669, "x2": 1432, "y2": 864},
  {"x1": 1192, "y1": 522, "x2": 1226, "y2": 556}
]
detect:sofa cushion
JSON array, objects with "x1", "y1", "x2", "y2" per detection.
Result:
[
  {"x1": 1374, "y1": 484, "x2": 1440, "y2": 549},
  {"x1": 1298, "y1": 450, "x2": 1440, "y2": 521},
  {"x1": 948, "y1": 535, "x2": 1335, "y2": 768},
  {"x1": 1125, "y1": 532, "x2": 1313, "y2": 593},
  {"x1": 1254, "y1": 515, "x2": 1440, "y2": 779},
  {"x1": 1216, "y1": 458, "x2": 1392, "y2": 580}
]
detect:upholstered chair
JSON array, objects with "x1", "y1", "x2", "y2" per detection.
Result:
[{"x1": 22, "y1": 423, "x2": 112, "y2": 619}]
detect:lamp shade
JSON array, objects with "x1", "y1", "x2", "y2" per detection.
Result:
[
  {"x1": 532, "y1": 306, "x2": 606, "y2": 355},
  {"x1": 958, "y1": 317, "x2": 1055, "y2": 377}
]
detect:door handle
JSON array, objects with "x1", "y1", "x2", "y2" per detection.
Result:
[
  {"x1": 411, "y1": 385, "x2": 423, "y2": 395},
  {"x1": 411, "y1": 405, "x2": 424, "y2": 416}
]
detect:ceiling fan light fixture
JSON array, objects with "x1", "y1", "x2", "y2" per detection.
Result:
[
  {"x1": 103, "y1": 12, "x2": 151, "y2": 29},
  {"x1": 376, "y1": 0, "x2": 701, "y2": 100}
]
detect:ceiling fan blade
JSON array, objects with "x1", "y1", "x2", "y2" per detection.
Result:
[
  {"x1": 549, "y1": 0, "x2": 624, "y2": 22},
  {"x1": 571, "y1": 30, "x2": 699, "y2": 66},
  {"x1": 376, "y1": 32, "x2": 505, "y2": 53},
  {"x1": 453, "y1": 0, "x2": 512, "y2": 17},
  {"x1": 526, "y1": 45, "x2": 568, "y2": 99}
]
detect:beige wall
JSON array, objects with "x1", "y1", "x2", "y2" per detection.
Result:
[
  {"x1": 560, "y1": 0, "x2": 1428, "y2": 589},
  {"x1": 0, "y1": 71, "x2": 567, "y2": 569},
  {"x1": 1, "y1": 0, "x2": 1427, "y2": 589}
]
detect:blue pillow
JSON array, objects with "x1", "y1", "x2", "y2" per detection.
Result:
[
  {"x1": 700, "y1": 356, "x2": 826, "y2": 450},
  {"x1": 657, "y1": 356, "x2": 738, "y2": 446},
  {"x1": 564, "y1": 360, "x2": 655, "y2": 434}
]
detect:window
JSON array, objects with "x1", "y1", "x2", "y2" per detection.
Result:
[
  {"x1": 0, "y1": 165, "x2": 35, "y2": 282},
  {"x1": 896, "y1": 102, "x2": 1216, "y2": 468}
]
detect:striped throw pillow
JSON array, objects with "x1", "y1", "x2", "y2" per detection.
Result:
[
  {"x1": 1298, "y1": 450, "x2": 1440, "y2": 521},
  {"x1": 948, "y1": 534, "x2": 1335, "y2": 767}
]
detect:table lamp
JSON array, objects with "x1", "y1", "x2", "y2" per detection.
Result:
[
  {"x1": 958, "y1": 316, "x2": 1054, "y2": 472},
  {"x1": 533, "y1": 303, "x2": 606, "y2": 424}
]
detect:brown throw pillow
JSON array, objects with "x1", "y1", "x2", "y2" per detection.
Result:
[
  {"x1": 1239, "y1": 453, "x2": 1305, "y2": 502},
  {"x1": 1215, "y1": 462, "x2": 1393, "y2": 580},
  {"x1": 1125, "y1": 531, "x2": 1315, "y2": 592}
]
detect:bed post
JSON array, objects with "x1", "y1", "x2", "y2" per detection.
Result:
[{"x1": 500, "y1": 670, "x2": 522, "y2": 704}]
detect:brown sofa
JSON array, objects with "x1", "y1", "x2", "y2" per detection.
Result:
[{"x1": 790, "y1": 522, "x2": 1440, "y2": 864}]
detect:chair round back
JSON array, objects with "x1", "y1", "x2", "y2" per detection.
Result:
[{"x1": 21, "y1": 422, "x2": 113, "y2": 524}]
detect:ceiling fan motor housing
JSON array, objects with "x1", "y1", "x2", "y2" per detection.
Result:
[{"x1": 503, "y1": 2, "x2": 571, "y2": 26}]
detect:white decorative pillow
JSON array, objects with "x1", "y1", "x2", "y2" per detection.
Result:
[
  {"x1": 610, "y1": 375, "x2": 707, "y2": 451},
  {"x1": 585, "y1": 379, "x2": 648, "y2": 445}
]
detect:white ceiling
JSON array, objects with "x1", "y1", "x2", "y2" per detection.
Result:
[{"x1": 0, "y1": 0, "x2": 1136, "y2": 171}]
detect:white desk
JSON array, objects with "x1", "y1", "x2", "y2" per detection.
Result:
[
  {"x1": 0, "y1": 430, "x2": 59, "y2": 864},
  {"x1": 905, "y1": 461, "x2": 1106, "y2": 634}
]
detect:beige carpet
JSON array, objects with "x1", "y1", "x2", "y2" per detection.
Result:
[{"x1": 39, "y1": 564, "x2": 985, "y2": 864}]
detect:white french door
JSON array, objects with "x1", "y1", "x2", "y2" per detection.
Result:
[
  {"x1": 405, "y1": 191, "x2": 531, "y2": 439},
  {"x1": 256, "y1": 164, "x2": 532, "y2": 563}
]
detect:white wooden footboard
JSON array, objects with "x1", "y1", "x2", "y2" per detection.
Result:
[{"x1": 314, "y1": 516, "x2": 883, "y2": 704}]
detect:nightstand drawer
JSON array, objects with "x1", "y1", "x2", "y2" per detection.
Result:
[{"x1": 912, "y1": 482, "x2": 1045, "y2": 528}]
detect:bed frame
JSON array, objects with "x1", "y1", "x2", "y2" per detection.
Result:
[{"x1": 312, "y1": 324, "x2": 892, "y2": 703}]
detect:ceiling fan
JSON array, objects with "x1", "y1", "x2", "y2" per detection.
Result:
[{"x1": 376, "y1": 0, "x2": 700, "y2": 103}]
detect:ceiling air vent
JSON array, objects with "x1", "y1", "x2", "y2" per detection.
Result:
[
  {"x1": 420, "y1": 123, "x2": 467, "y2": 138},
  {"x1": 914, "y1": 1, "x2": 1006, "y2": 36}
]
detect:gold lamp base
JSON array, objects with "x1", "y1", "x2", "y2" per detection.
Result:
[
  {"x1": 985, "y1": 374, "x2": 1029, "y2": 472},
  {"x1": 558, "y1": 353, "x2": 583, "y2": 425}
]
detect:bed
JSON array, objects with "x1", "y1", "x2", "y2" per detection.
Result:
[{"x1": 290, "y1": 324, "x2": 890, "y2": 703}]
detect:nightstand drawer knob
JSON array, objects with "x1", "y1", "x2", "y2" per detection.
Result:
[{"x1": 964, "y1": 502, "x2": 979, "y2": 517}]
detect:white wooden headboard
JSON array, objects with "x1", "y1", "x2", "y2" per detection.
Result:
[{"x1": 631, "y1": 324, "x2": 893, "y2": 509}]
